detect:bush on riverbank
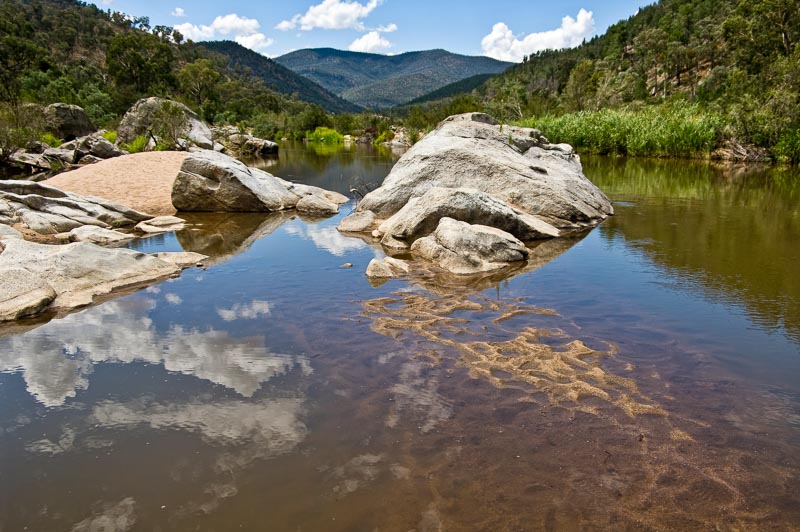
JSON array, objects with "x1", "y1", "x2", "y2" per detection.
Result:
[
  {"x1": 517, "y1": 103, "x2": 724, "y2": 159},
  {"x1": 306, "y1": 127, "x2": 344, "y2": 144}
]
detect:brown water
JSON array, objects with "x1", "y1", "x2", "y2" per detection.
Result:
[{"x1": 1, "y1": 145, "x2": 799, "y2": 530}]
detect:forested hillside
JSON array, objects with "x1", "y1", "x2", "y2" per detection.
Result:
[
  {"x1": 0, "y1": 0, "x2": 352, "y2": 141},
  {"x1": 401, "y1": 0, "x2": 800, "y2": 162},
  {"x1": 275, "y1": 48, "x2": 512, "y2": 109},
  {"x1": 199, "y1": 41, "x2": 362, "y2": 114}
]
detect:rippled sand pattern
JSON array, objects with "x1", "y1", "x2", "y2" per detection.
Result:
[{"x1": 363, "y1": 287, "x2": 664, "y2": 418}]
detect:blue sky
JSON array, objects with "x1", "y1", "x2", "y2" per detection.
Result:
[{"x1": 89, "y1": 0, "x2": 650, "y2": 60}]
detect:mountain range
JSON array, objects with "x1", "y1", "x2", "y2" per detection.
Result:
[
  {"x1": 199, "y1": 41, "x2": 362, "y2": 114},
  {"x1": 273, "y1": 48, "x2": 513, "y2": 110}
]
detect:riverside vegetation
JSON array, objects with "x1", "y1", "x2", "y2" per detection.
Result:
[{"x1": 1, "y1": 0, "x2": 799, "y2": 168}]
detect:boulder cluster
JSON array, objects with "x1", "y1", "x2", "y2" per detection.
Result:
[{"x1": 339, "y1": 113, "x2": 613, "y2": 276}]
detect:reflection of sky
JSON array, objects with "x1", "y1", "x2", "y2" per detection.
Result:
[
  {"x1": 284, "y1": 221, "x2": 367, "y2": 257},
  {"x1": 0, "y1": 295, "x2": 310, "y2": 407}
]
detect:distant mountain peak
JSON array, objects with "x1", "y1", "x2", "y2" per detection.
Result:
[{"x1": 274, "y1": 48, "x2": 512, "y2": 110}]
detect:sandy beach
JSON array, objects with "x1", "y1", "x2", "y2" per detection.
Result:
[{"x1": 46, "y1": 151, "x2": 189, "y2": 215}]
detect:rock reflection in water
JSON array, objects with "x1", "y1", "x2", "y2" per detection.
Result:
[
  {"x1": 176, "y1": 212, "x2": 296, "y2": 266},
  {"x1": 0, "y1": 295, "x2": 309, "y2": 406}
]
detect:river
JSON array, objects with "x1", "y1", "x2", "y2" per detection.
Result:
[{"x1": 1, "y1": 142, "x2": 798, "y2": 530}]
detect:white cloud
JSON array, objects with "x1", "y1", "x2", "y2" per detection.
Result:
[
  {"x1": 375, "y1": 23, "x2": 397, "y2": 33},
  {"x1": 277, "y1": 0, "x2": 381, "y2": 31},
  {"x1": 174, "y1": 13, "x2": 273, "y2": 53},
  {"x1": 235, "y1": 33, "x2": 274, "y2": 52},
  {"x1": 348, "y1": 30, "x2": 392, "y2": 52},
  {"x1": 481, "y1": 9, "x2": 595, "y2": 62},
  {"x1": 171, "y1": 7, "x2": 185, "y2": 17}
]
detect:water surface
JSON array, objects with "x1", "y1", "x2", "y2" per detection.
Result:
[{"x1": 1, "y1": 146, "x2": 798, "y2": 530}]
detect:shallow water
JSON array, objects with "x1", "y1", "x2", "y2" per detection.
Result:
[{"x1": 1, "y1": 145, "x2": 799, "y2": 530}]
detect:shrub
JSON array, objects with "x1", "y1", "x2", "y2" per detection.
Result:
[
  {"x1": 374, "y1": 130, "x2": 395, "y2": 146},
  {"x1": 124, "y1": 135, "x2": 148, "y2": 153},
  {"x1": 40, "y1": 132, "x2": 63, "y2": 147},
  {"x1": 519, "y1": 102, "x2": 724, "y2": 159},
  {"x1": 101, "y1": 130, "x2": 117, "y2": 143},
  {"x1": 306, "y1": 126, "x2": 344, "y2": 144},
  {"x1": 774, "y1": 129, "x2": 800, "y2": 165}
]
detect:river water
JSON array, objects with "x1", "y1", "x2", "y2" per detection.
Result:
[{"x1": 1, "y1": 143, "x2": 798, "y2": 530}]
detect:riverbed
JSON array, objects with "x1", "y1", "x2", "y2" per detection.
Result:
[{"x1": 1, "y1": 142, "x2": 798, "y2": 530}]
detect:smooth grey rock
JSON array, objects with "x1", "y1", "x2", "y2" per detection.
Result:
[
  {"x1": 43, "y1": 147, "x2": 77, "y2": 165},
  {"x1": 117, "y1": 97, "x2": 214, "y2": 149},
  {"x1": 68, "y1": 225, "x2": 134, "y2": 245},
  {"x1": 276, "y1": 179, "x2": 349, "y2": 206},
  {"x1": 376, "y1": 187, "x2": 559, "y2": 246},
  {"x1": 154, "y1": 251, "x2": 207, "y2": 268},
  {"x1": 0, "y1": 224, "x2": 23, "y2": 240},
  {"x1": 9, "y1": 151, "x2": 50, "y2": 170},
  {"x1": 0, "y1": 238, "x2": 181, "y2": 318},
  {"x1": 356, "y1": 112, "x2": 613, "y2": 229},
  {"x1": 44, "y1": 103, "x2": 95, "y2": 140},
  {"x1": 0, "y1": 180, "x2": 152, "y2": 236},
  {"x1": 411, "y1": 217, "x2": 528, "y2": 275},
  {"x1": 0, "y1": 268, "x2": 58, "y2": 321},
  {"x1": 295, "y1": 194, "x2": 339, "y2": 216},
  {"x1": 365, "y1": 257, "x2": 410, "y2": 279},
  {"x1": 76, "y1": 134, "x2": 124, "y2": 160},
  {"x1": 135, "y1": 215, "x2": 186, "y2": 234},
  {"x1": 172, "y1": 150, "x2": 300, "y2": 212},
  {"x1": 337, "y1": 210, "x2": 376, "y2": 232}
]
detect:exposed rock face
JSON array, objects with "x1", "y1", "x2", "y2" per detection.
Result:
[
  {"x1": 135, "y1": 215, "x2": 186, "y2": 234},
  {"x1": 0, "y1": 237, "x2": 206, "y2": 322},
  {"x1": 44, "y1": 103, "x2": 95, "y2": 140},
  {"x1": 0, "y1": 180, "x2": 151, "y2": 236},
  {"x1": 365, "y1": 256, "x2": 411, "y2": 279},
  {"x1": 411, "y1": 218, "x2": 528, "y2": 275},
  {"x1": 376, "y1": 187, "x2": 559, "y2": 249},
  {"x1": 340, "y1": 112, "x2": 612, "y2": 275},
  {"x1": 350, "y1": 113, "x2": 613, "y2": 230},
  {"x1": 68, "y1": 225, "x2": 134, "y2": 245},
  {"x1": 172, "y1": 150, "x2": 348, "y2": 214},
  {"x1": 295, "y1": 194, "x2": 339, "y2": 215},
  {"x1": 10, "y1": 132, "x2": 127, "y2": 175},
  {"x1": 212, "y1": 126, "x2": 279, "y2": 157},
  {"x1": 117, "y1": 97, "x2": 220, "y2": 151}
]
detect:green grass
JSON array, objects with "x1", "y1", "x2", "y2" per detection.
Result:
[
  {"x1": 40, "y1": 132, "x2": 63, "y2": 147},
  {"x1": 516, "y1": 102, "x2": 725, "y2": 159},
  {"x1": 123, "y1": 135, "x2": 148, "y2": 153},
  {"x1": 101, "y1": 130, "x2": 117, "y2": 143},
  {"x1": 306, "y1": 126, "x2": 343, "y2": 144}
]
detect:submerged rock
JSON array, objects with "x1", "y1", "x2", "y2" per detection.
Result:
[
  {"x1": 365, "y1": 257, "x2": 411, "y2": 279},
  {"x1": 0, "y1": 238, "x2": 205, "y2": 321}
]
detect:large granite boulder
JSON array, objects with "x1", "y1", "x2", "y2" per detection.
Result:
[
  {"x1": 0, "y1": 237, "x2": 205, "y2": 321},
  {"x1": 172, "y1": 150, "x2": 348, "y2": 214},
  {"x1": 410, "y1": 217, "x2": 528, "y2": 275},
  {"x1": 44, "y1": 103, "x2": 95, "y2": 140},
  {"x1": 375, "y1": 187, "x2": 559, "y2": 250},
  {"x1": 117, "y1": 97, "x2": 220, "y2": 151},
  {"x1": 0, "y1": 180, "x2": 151, "y2": 236},
  {"x1": 346, "y1": 113, "x2": 612, "y2": 231}
]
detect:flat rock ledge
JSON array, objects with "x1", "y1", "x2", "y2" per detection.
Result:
[
  {"x1": 172, "y1": 150, "x2": 348, "y2": 215},
  {"x1": 0, "y1": 180, "x2": 152, "y2": 237},
  {"x1": 338, "y1": 112, "x2": 613, "y2": 276},
  {"x1": 0, "y1": 237, "x2": 206, "y2": 322}
]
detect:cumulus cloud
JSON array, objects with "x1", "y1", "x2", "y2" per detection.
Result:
[
  {"x1": 175, "y1": 13, "x2": 273, "y2": 53},
  {"x1": 481, "y1": 9, "x2": 595, "y2": 62},
  {"x1": 283, "y1": 224, "x2": 368, "y2": 256},
  {"x1": 375, "y1": 23, "x2": 397, "y2": 33},
  {"x1": 348, "y1": 30, "x2": 392, "y2": 53},
  {"x1": 277, "y1": 0, "x2": 381, "y2": 31},
  {"x1": 171, "y1": 7, "x2": 185, "y2": 17}
]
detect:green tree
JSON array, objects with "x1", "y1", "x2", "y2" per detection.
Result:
[{"x1": 178, "y1": 59, "x2": 220, "y2": 108}]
